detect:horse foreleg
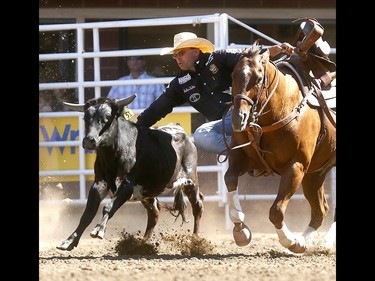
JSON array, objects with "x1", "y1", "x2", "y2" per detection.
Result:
[
  {"x1": 226, "y1": 189, "x2": 252, "y2": 246},
  {"x1": 271, "y1": 163, "x2": 305, "y2": 253},
  {"x1": 225, "y1": 151, "x2": 252, "y2": 246}
]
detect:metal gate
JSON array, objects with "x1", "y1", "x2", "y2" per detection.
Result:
[{"x1": 39, "y1": 13, "x2": 336, "y2": 228}]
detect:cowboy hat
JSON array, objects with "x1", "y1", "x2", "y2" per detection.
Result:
[{"x1": 160, "y1": 32, "x2": 215, "y2": 55}]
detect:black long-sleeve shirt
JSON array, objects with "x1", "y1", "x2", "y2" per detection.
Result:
[{"x1": 136, "y1": 48, "x2": 261, "y2": 127}]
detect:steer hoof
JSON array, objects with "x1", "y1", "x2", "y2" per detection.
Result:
[
  {"x1": 90, "y1": 225, "x2": 100, "y2": 238},
  {"x1": 56, "y1": 240, "x2": 76, "y2": 251},
  {"x1": 233, "y1": 223, "x2": 252, "y2": 246},
  {"x1": 90, "y1": 225, "x2": 105, "y2": 239},
  {"x1": 97, "y1": 230, "x2": 105, "y2": 239}
]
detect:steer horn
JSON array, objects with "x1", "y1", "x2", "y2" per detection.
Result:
[
  {"x1": 63, "y1": 93, "x2": 137, "y2": 113},
  {"x1": 63, "y1": 102, "x2": 85, "y2": 112},
  {"x1": 116, "y1": 93, "x2": 137, "y2": 108}
]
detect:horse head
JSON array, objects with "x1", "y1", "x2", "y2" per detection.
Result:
[{"x1": 231, "y1": 41, "x2": 270, "y2": 132}]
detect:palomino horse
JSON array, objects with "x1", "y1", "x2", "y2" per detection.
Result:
[{"x1": 224, "y1": 41, "x2": 336, "y2": 253}]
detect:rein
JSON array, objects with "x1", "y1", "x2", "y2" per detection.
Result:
[{"x1": 99, "y1": 104, "x2": 118, "y2": 136}]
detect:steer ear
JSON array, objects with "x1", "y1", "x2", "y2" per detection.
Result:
[
  {"x1": 63, "y1": 102, "x2": 85, "y2": 112},
  {"x1": 116, "y1": 94, "x2": 137, "y2": 109}
]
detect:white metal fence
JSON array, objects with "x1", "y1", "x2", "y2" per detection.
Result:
[{"x1": 39, "y1": 13, "x2": 336, "y2": 228}]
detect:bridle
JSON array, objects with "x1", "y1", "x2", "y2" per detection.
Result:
[
  {"x1": 98, "y1": 103, "x2": 119, "y2": 136},
  {"x1": 233, "y1": 60, "x2": 279, "y2": 124},
  {"x1": 228, "y1": 60, "x2": 280, "y2": 150},
  {"x1": 218, "y1": 58, "x2": 305, "y2": 174}
]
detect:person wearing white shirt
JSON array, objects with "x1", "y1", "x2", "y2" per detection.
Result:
[{"x1": 107, "y1": 56, "x2": 165, "y2": 109}]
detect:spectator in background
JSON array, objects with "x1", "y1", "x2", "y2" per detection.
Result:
[{"x1": 107, "y1": 56, "x2": 165, "y2": 109}]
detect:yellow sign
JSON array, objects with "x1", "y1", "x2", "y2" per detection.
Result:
[{"x1": 39, "y1": 113, "x2": 192, "y2": 182}]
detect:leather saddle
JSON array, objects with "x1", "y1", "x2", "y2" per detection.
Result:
[
  {"x1": 276, "y1": 53, "x2": 336, "y2": 108},
  {"x1": 275, "y1": 52, "x2": 336, "y2": 127}
]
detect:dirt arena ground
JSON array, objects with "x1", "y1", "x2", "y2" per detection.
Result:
[{"x1": 39, "y1": 198, "x2": 336, "y2": 281}]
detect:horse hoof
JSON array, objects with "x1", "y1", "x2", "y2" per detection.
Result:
[
  {"x1": 288, "y1": 240, "x2": 306, "y2": 253},
  {"x1": 233, "y1": 224, "x2": 252, "y2": 246}
]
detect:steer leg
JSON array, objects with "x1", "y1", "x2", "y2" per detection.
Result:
[
  {"x1": 182, "y1": 181, "x2": 204, "y2": 235},
  {"x1": 56, "y1": 183, "x2": 105, "y2": 251},
  {"x1": 90, "y1": 182, "x2": 133, "y2": 239},
  {"x1": 141, "y1": 198, "x2": 161, "y2": 240}
]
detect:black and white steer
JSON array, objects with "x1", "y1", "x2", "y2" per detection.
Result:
[{"x1": 57, "y1": 94, "x2": 204, "y2": 251}]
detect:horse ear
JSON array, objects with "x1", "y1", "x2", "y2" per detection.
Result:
[
  {"x1": 261, "y1": 50, "x2": 269, "y2": 66},
  {"x1": 254, "y1": 39, "x2": 261, "y2": 46}
]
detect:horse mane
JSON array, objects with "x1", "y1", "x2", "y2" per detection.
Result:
[{"x1": 242, "y1": 39, "x2": 262, "y2": 58}]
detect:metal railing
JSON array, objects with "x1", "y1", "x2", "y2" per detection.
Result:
[{"x1": 39, "y1": 13, "x2": 336, "y2": 228}]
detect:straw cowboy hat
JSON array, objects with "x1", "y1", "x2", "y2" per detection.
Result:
[{"x1": 160, "y1": 32, "x2": 215, "y2": 55}]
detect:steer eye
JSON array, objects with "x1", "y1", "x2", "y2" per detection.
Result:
[{"x1": 102, "y1": 112, "x2": 111, "y2": 122}]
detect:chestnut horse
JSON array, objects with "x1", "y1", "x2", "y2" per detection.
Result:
[{"x1": 224, "y1": 42, "x2": 336, "y2": 253}]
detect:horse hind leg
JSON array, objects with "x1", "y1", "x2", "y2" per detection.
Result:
[
  {"x1": 271, "y1": 164, "x2": 306, "y2": 253},
  {"x1": 323, "y1": 169, "x2": 336, "y2": 249},
  {"x1": 323, "y1": 207, "x2": 336, "y2": 249},
  {"x1": 301, "y1": 171, "x2": 331, "y2": 249}
]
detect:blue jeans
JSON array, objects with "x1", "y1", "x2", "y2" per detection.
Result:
[{"x1": 192, "y1": 109, "x2": 232, "y2": 155}]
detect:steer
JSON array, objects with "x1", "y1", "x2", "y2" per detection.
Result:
[{"x1": 57, "y1": 94, "x2": 204, "y2": 251}]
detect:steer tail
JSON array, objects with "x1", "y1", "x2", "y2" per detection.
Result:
[{"x1": 163, "y1": 187, "x2": 190, "y2": 225}]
